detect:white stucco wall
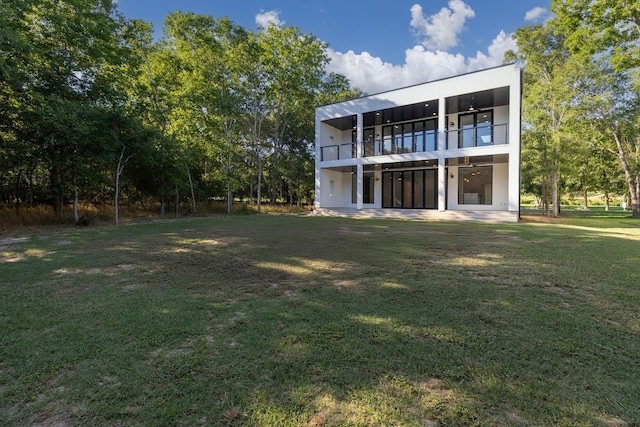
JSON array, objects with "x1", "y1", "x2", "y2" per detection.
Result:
[{"x1": 315, "y1": 64, "x2": 522, "y2": 217}]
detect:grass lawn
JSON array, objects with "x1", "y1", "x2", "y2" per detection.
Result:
[{"x1": 1, "y1": 214, "x2": 639, "y2": 426}]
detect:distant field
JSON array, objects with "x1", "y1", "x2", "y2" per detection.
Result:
[{"x1": 1, "y1": 214, "x2": 639, "y2": 426}]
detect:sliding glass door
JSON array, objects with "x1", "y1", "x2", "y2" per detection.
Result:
[{"x1": 382, "y1": 169, "x2": 437, "y2": 209}]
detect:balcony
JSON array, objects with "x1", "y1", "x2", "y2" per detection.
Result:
[
  {"x1": 319, "y1": 123, "x2": 510, "y2": 162},
  {"x1": 320, "y1": 143, "x2": 356, "y2": 161},
  {"x1": 363, "y1": 134, "x2": 438, "y2": 157}
]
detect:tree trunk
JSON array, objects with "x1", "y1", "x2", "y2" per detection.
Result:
[
  {"x1": 50, "y1": 164, "x2": 63, "y2": 219},
  {"x1": 115, "y1": 173, "x2": 120, "y2": 226},
  {"x1": 14, "y1": 170, "x2": 22, "y2": 217},
  {"x1": 227, "y1": 154, "x2": 232, "y2": 214},
  {"x1": 249, "y1": 180, "x2": 254, "y2": 206},
  {"x1": 611, "y1": 130, "x2": 640, "y2": 217},
  {"x1": 551, "y1": 168, "x2": 559, "y2": 217},
  {"x1": 633, "y1": 179, "x2": 640, "y2": 217},
  {"x1": 175, "y1": 183, "x2": 179, "y2": 218},
  {"x1": 115, "y1": 144, "x2": 133, "y2": 226},
  {"x1": 186, "y1": 164, "x2": 196, "y2": 214},
  {"x1": 257, "y1": 154, "x2": 262, "y2": 214},
  {"x1": 582, "y1": 186, "x2": 588, "y2": 211},
  {"x1": 73, "y1": 184, "x2": 79, "y2": 224}
]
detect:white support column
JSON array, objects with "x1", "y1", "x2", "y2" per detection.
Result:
[
  {"x1": 508, "y1": 69, "x2": 522, "y2": 213},
  {"x1": 356, "y1": 113, "x2": 363, "y2": 159},
  {"x1": 437, "y1": 97, "x2": 446, "y2": 151},
  {"x1": 314, "y1": 116, "x2": 322, "y2": 209},
  {"x1": 437, "y1": 96, "x2": 447, "y2": 211},
  {"x1": 356, "y1": 113, "x2": 364, "y2": 210},
  {"x1": 356, "y1": 163, "x2": 363, "y2": 209},
  {"x1": 438, "y1": 158, "x2": 446, "y2": 211}
]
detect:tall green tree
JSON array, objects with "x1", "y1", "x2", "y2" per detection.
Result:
[
  {"x1": 553, "y1": 0, "x2": 640, "y2": 216},
  {"x1": 158, "y1": 13, "x2": 252, "y2": 213},
  {"x1": 554, "y1": 0, "x2": 639, "y2": 79},
  {"x1": 258, "y1": 25, "x2": 329, "y2": 205},
  {"x1": 507, "y1": 23, "x2": 579, "y2": 217},
  {"x1": 0, "y1": 0, "x2": 148, "y2": 220}
]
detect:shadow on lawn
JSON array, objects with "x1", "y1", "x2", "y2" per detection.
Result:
[
  {"x1": 113, "y1": 217, "x2": 640, "y2": 425},
  {"x1": 1, "y1": 216, "x2": 639, "y2": 426}
]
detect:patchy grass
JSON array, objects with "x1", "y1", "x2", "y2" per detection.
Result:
[{"x1": 1, "y1": 215, "x2": 639, "y2": 426}]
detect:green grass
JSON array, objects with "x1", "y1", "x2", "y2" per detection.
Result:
[{"x1": 1, "y1": 215, "x2": 639, "y2": 426}]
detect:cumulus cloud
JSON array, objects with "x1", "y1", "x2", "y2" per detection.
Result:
[
  {"x1": 410, "y1": 0, "x2": 475, "y2": 51},
  {"x1": 466, "y1": 30, "x2": 517, "y2": 70},
  {"x1": 524, "y1": 7, "x2": 549, "y2": 22},
  {"x1": 255, "y1": 10, "x2": 284, "y2": 28},
  {"x1": 256, "y1": 3, "x2": 517, "y2": 94},
  {"x1": 327, "y1": 30, "x2": 517, "y2": 94}
]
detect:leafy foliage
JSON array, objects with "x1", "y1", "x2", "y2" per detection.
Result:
[
  {"x1": 511, "y1": 1, "x2": 640, "y2": 216},
  {"x1": 0, "y1": 1, "x2": 359, "y2": 221}
]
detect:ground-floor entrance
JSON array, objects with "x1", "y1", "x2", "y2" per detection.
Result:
[{"x1": 382, "y1": 168, "x2": 439, "y2": 209}]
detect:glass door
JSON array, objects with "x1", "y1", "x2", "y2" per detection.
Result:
[
  {"x1": 476, "y1": 111, "x2": 493, "y2": 146},
  {"x1": 459, "y1": 114, "x2": 475, "y2": 148},
  {"x1": 458, "y1": 111, "x2": 493, "y2": 148}
]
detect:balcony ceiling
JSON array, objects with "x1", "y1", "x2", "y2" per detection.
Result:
[
  {"x1": 324, "y1": 115, "x2": 356, "y2": 131},
  {"x1": 447, "y1": 154, "x2": 509, "y2": 165},
  {"x1": 447, "y1": 87, "x2": 510, "y2": 114},
  {"x1": 322, "y1": 86, "x2": 510, "y2": 130}
]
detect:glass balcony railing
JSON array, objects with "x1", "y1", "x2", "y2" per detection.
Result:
[
  {"x1": 446, "y1": 123, "x2": 509, "y2": 149},
  {"x1": 320, "y1": 143, "x2": 356, "y2": 161},
  {"x1": 318, "y1": 123, "x2": 509, "y2": 162}
]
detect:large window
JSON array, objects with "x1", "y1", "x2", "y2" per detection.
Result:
[
  {"x1": 458, "y1": 166, "x2": 492, "y2": 205},
  {"x1": 382, "y1": 169, "x2": 437, "y2": 209}
]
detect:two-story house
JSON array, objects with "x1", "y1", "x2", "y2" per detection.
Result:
[{"x1": 314, "y1": 64, "x2": 522, "y2": 222}]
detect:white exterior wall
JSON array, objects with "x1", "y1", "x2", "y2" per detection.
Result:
[
  {"x1": 315, "y1": 64, "x2": 522, "y2": 221},
  {"x1": 317, "y1": 67, "x2": 520, "y2": 124},
  {"x1": 318, "y1": 169, "x2": 343, "y2": 208}
]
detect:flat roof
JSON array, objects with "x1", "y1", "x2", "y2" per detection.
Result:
[{"x1": 317, "y1": 63, "x2": 522, "y2": 109}]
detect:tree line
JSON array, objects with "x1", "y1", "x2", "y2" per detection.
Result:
[
  {"x1": 510, "y1": 0, "x2": 639, "y2": 217},
  {"x1": 1, "y1": 0, "x2": 638, "y2": 222},
  {"x1": 0, "y1": 0, "x2": 359, "y2": 223}
]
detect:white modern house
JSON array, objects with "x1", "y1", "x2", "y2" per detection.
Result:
[{"x1": 314, "y1": 64, "x2": 523, "y2": 222}]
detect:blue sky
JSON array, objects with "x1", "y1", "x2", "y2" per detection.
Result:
[{"x1": 116, "y1": 0, "x2": 552, "y2": 93}]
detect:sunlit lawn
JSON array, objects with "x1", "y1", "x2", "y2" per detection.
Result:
[{"x1": 1, "y1": 214, "x2": 639, "y2": 426}]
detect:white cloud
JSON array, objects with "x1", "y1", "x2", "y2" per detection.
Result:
[
  {"x1": 467, "y1": 30, "x2": 518, "y2": 70},
  {"x1": 327, "y1": 31, "x2": 517, "y2": 94},
  {"x1": 410, "y1": 0, "x2": 475, "y2": 51},
  {"x1": 325, "y1": 2, "x2": 519, "y2": 94},
  {"x1": 524, "y1": 7, "x2": 549, "y2": 22},
  {"x1": 255, "y1": 10, "x2": 284, "y2": 28}
]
